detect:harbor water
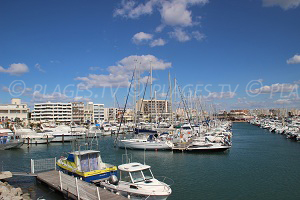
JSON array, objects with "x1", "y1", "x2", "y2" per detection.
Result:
[{"x1": 1, "y1": 122, "x2": 300, "y2": 200}]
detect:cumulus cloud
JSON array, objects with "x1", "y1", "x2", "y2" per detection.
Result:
[
  {"x1": 35, "y1": 63, "x2": 45, "y2": 73},
  {"x1": 0, "y1": 63, "x2": 29, "y2": 76},
  {"x1": 132, "y1": 32, "x2": 153, "y2": 44},
  {"x1": 150, "y1": 38, "x2": 167, "y2": 47},
  {"x1": 262, "y1": 0, "x2": 300, "y2": 10},
  {"x1": 287, "y1": 54, "x2": 300, "y2": 64},
  {"x1": 75, "y1": 55, "x2": 171, "y2": 89},
  {"x1": 192, "y1": 31, "x2": 205, "y2": 41},
  {"x1": 114, "y1": 0, "x2": 208, "y2": 43},
  {"x1": 169, "y1": 28, "x2": 191, "y2": 42}
]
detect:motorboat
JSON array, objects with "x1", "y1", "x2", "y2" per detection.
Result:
[
  {"x1": 100, "y1": 162, "x2": 172, "y2": 200},
  {"x1": 14, "y1": 125, "x2": 54, "y2": 144},
  {"x1": 185, "y1": 137, "x2": 231, "y2": 152},
  {"x1": 57, "y1": 150, "x2": 117, "y2": 183},
  {"x1": 41, "y1": 124, "x2": 85, "y2": 142},
  {"x1": 0, "y1": 128, "x2": 23, "y2": 150},
  {"x1": 102, "y1": 124, "x2": 112, "y2": 136}
]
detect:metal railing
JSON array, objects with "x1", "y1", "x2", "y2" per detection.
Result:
[{"x1": 59, "y1": 171, "x2": 101, "y2": 200}]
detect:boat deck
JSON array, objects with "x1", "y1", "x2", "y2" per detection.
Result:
[{"x1": 37, "y1": 170, "x2": 127, "y2": 200}]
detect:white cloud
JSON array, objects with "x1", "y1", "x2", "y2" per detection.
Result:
[
  {"x1": 192, "y1": 31, "x2": 205, "y2": 41},
  {"x1": 263, "y1": 0, "x2": 300, "y2": 10},
  {"x1": 0, "y1": 63, "x2": 29, "y2": 76},
  {"x1": 114, "y1": 0, "x2": 208, "y2": 43},
  {"x1": 132, "y1": 32, "x2": 153, "y2": 44},
  {"x1": 205, "y1": 92, "x2": 236, "y2": 99},
  {"x1": 150, "y1": 38, "x2": 167, "y2": 47},
  {"x1": 287, "y1": 54, "x2": 300, "y2": 64},
  {"x1": 114, "y1": 0, "x2": 156, "y2": 18},
  {"x1": 35, "y1": 63, "x2": 45, "y2": 73},
  {"x1": 249, "y1": 83, "x2": 299, "y2": 94},
  {"x1": 274, "y1": 99, "x2": 292, "y2": 104},
  {"x1": 155, "y1": 24, "x2": 165, "y2": 32},
  {"x1": 160, "y1": 1, "x2": 193, "y2": 27},
  {"x1": 169, "y1": 28, "x2": 191, "y2": 42},
  {"x1": 75, "y1": 55, "x2": 171, "y2": 89}
]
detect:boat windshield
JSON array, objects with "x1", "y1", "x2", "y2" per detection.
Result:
[
  {"x1": 142, "y1": 168, "x2": 153, "y2": 180},
  {"x1": 130, "y1": 171, "x2": 144, "y2": 183}
]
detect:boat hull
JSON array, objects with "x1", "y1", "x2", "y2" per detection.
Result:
[
  {"x1": 0, "y1": 141, "x2": 23, "y2": 150},
  {"x1": 118, "y1": 140, "x2": 171, "y2": 150}
]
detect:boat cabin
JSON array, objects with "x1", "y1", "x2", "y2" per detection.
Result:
[
  {"x1": 66, "y1": 150, "x2": 107, "y2": 172},
  {"x1": 118, "y1": 162, "x2": 154, "y2": 184}
]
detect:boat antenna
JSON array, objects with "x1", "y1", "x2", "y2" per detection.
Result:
[{"x1": 114, "y1": 66, "x2": 137, "y2": 146}]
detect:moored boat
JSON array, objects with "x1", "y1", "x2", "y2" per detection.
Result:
[
  {"x1": 56, "y1": 150, "x2": 117, "y2": 183},
  {"x1": 100, "y1": 162, "x2": 172, "y2": 200}
]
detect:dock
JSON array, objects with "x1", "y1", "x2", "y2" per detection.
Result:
[
  {"x1": 2, "y1": 158, "x2": 127, "y2": 200},
  {"x1": 37, "y1": 170, "x2": 127, "y2": 200}
]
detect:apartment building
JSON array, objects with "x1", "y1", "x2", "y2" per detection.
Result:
[
  {"x1": 31, "y1": 102, "x2": 72, "y2": 123},
  {"x1": 0, "y1": 98, "x2": 29, "y2": 122}
]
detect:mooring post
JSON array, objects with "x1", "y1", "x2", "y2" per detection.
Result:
[
  {"x1": 54, "y1": 157, "x2": 57, "y2": 170},
  {"x1": 30, "y1": 159, "x2": 34, "y2": 174},
  {"x1": 96, "y1": 186, "x2": 101, "y2": 200},
  {"x1": 59, "y1": 171, "x2": 63, "y2": 191},
  {"x1": 75, "y1": 177, "x2": 80, "y2": 200}
]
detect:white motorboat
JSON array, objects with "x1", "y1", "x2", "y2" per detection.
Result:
[
  {"x1": 186, "y1": 137, "x2": 231, "y2": 152},
  {"x1": 102, "y1": 124, "x2": 112, "y2": 136},
  {"x1": 0, "y1": 128, "x2": 23, "y2": 150},
  {"x1": 14, "y1": 126, "x2": 54, "y2": 144},
  {"x1": 100, "y1": 162, "x2": 172, "y2": 200},
  {"x1": 41, "y1": 124, "x2": 85, "y2": 142}
]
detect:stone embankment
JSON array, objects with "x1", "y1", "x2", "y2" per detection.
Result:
[{"x1": 0, "y1": 179, "x2": 31, "y2": 200}]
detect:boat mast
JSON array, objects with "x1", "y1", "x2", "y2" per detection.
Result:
[
  {"x1": 150, "y1": 61, "x2": 152, "y2": 123},
  {"x1": 155, "y1": 90, "x2": 157, "y2": 124},
  {"x1": 169, "y1": 71, "x2": 173, "y2": 125}
]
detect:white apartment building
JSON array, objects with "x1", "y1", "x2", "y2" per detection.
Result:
[
  {"x1": 0, "y1": 98, "x2": 29, "y2": 122},
  {"x1": 93, "y1": 104, "x2": 104, "y2": 123},
  {"x1": 31, "y1": 102, "x2": 72, "y2": 123}
]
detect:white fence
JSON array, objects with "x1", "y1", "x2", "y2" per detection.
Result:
[
  {"x1": 31, "y1": 158, "x2": 56, "y2": 174},
  {"x1": 59, "y1": 171, "x2": 101, "y2": 200}
]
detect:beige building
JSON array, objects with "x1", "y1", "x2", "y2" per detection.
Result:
[
  {"x1": 104, "y1": 108, "x2": 118, "y2": 122},
  {"x1": 72, "y1": 102, "x2": 84, "y2": 124},
  {"x1": 136, "y1": 99, "x2": 171, "y2": 121},
  {"x1": 0, "y1": 98, "x2": 29, "y2": 122}
]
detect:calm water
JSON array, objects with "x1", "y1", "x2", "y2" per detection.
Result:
[{"x1": 1, "y1": 123, "x2": 300, "y2": 200}]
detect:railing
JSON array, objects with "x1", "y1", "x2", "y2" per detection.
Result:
[
  {"x1": 31, "y1": 158, "x2": 56, "y2": 174},
  {"x1": 59, "y1": 171, "x2": 101, "y2": 200}
]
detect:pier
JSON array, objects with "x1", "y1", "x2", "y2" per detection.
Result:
[{"x1": 3, "y1": 158, "x2": 126, "y2": 200}]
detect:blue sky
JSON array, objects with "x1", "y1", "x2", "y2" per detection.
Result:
[{"x1": 0, "y1": 0, "x2": 300, "y2": 110}]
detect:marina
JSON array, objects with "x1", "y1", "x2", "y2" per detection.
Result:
[{"x1": 1, "y1": 122, "x2": 300, "y2": 200}]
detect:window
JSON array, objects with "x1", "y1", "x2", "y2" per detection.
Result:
[
  {"x1": 130, "y1": 171, "x2": 144, "y2": 183},
  {"x1": 120, "y1": 171, "x2": 132, "y2": 183},
  {"x1": 142, "y1": 169, "x2": 153, "y2": 180}
]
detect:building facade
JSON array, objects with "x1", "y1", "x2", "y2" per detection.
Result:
[
  {"x1": 0, "y1": 98, "x2": 29, "y2": 122},
  {"x1": 31, "y1": 102, "x2": 72, "y2": 123},
  {"x1": 104, "y1": 108, "x2": 118, "y2": 122},
  {"x1": 136, "y1": 99, "x2": 171, "y2": 121},
  {"x1": 72, "y1": 102, "x2": 84, "y2": 124},
  {"x1": 93, "y1": 104, "x2": 104, "y2": 123}
]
